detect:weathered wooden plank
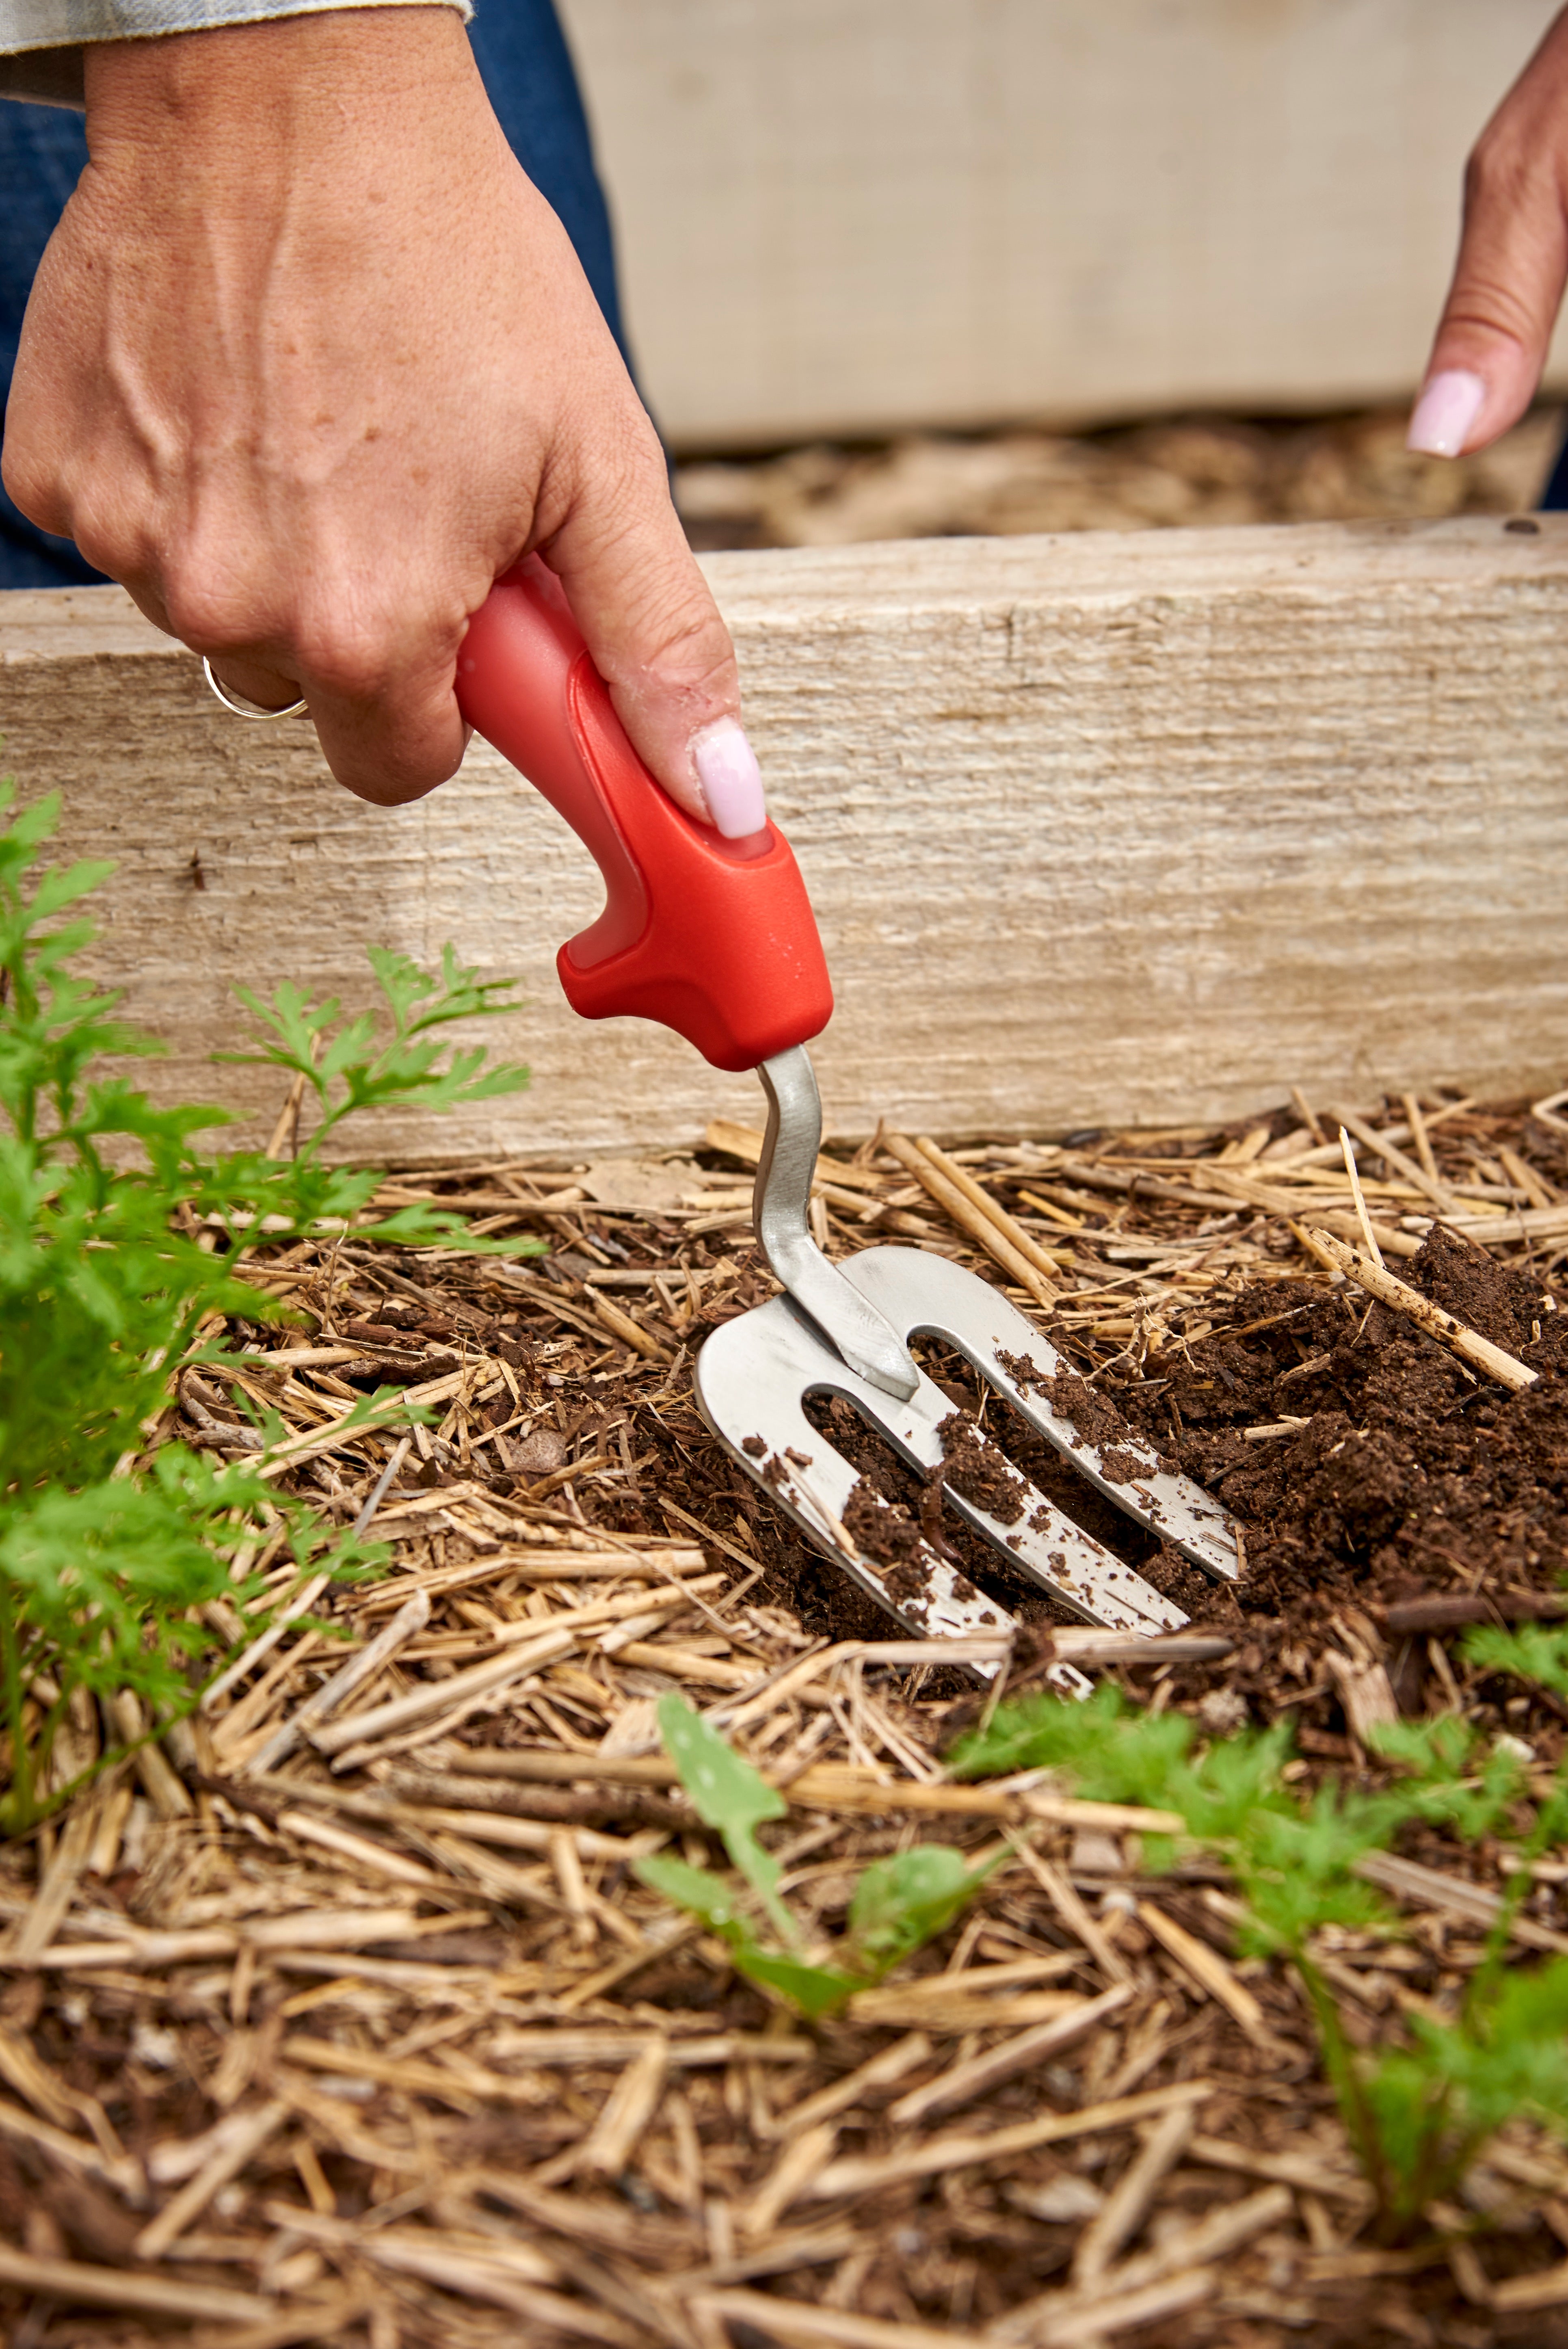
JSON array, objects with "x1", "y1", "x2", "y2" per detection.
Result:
[
  {"x1": 2, "y1": 518, "x2": 1566, "y2": 1161},
  {"x1": 560, "y1": 0, "x2": 1568, "y2": 447}
]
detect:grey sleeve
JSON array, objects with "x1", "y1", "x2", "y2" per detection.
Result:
[{"x1": 0, "y1": 0, "x2": 470, "y2": 105}]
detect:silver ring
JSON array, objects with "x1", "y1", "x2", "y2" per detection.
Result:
[{"x1": 203, "y1": 656, "x2": 309, "y2": 722}]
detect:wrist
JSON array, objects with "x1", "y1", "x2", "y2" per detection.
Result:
[{"x1": 83, "y1": 4, "x2": 471, "y2": 133}]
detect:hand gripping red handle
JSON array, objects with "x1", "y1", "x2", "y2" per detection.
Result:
[{"x1": 454, "y1": 559, "x2": 833, "y2": 1074}]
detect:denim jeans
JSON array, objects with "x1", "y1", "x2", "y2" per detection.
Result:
[
  {"x1": 1540, "y1": 431, "x2": 1568, "y2": 512},
  {"x1": 0, "y1": 0, "x2": 626, "y2": 586}
]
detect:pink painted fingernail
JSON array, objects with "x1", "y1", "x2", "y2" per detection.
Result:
[
  {"x1": 1407, "y1": 369, "x2": 1486, "y2": 457},
  {"x1": 692, "y1": 718, "x2": 767, "y2": 837}
]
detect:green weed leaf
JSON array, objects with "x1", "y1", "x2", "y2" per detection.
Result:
[
  {"x1": 1464, "y1": 1622, "x2": 1568, "y2": 1702},
  {"x1": 0, "y1": 780, "x2": 537, "y2": 1829},
  {"x1": 952, "y1": 1660, "x2": 1568, "y2": 2239},
  {"x1": 640, "y1": 1699, "x2": 1007, "y2": 2014},
  {"x1": 632, "y1": 1852, "x2": 859, "y2": 2016},
  {"x1": 219, "y1": 944, "x2": 532, "y2": 1159},
  {"x1": 656, "y1": 1693, "x2": 795, "y2": 1943},
  {"x1": 633, "y1": 1852, "x2": 744, "y2": 1933}
]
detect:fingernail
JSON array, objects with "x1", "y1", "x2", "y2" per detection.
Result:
[
  {"x1": 692, "y1": 718, "x2": 768, "y2": 838},
  {"x1": 1407, "y1": 369, "x2": 1486, "y2": 458}
]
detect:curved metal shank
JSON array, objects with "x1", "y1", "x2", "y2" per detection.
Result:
[{"x1": 753, "y1": 1045, "x2": 919, "y2": 1401}]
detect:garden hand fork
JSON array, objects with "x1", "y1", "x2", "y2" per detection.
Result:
[{"x1": 457, "y1": 563, "x2": 1241, "y2": 1662}]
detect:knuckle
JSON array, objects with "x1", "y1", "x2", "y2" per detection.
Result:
[
  {"x1": 1463, "y1": 130, "x2": 1549, "y2": 219},
  {"x1": 1441, "y1": 278, "x2": 1541, "y2": 355},
  {"x1": 72, "y1": 506, "x2": 157, "y2": 592},
  {"x1": 299, "y1": 629, "x2": 390, "y2": 706},
  {"x1": 0, "y1": 443, "x2": 58, "y2": 533},
  {"x1": 643, "y1": 601, "x2": 738, "y2": 702},
  {"x1": 161, "y1": 593, "x2": 232, "y2": 656},
  {"x1": 161, "y1": 562, "x2": 273, "y2": 658},
  {"x1": 292, "y1": 590, "x2": 462, "y2": 708}
]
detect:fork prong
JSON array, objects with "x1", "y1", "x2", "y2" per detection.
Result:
[
  {"x1": 694, "y1": 1295, "x2": 1019, "y2": 1650},
  {"x1": 807, "y1": 1344, "x2": 1188, "y2": 1635}
]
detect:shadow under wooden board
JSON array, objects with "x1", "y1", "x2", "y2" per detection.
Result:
[{"x1": 2, "y1": 516, "x2": 1566, "y2": 1164}]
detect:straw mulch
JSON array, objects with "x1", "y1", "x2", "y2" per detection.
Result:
[
  {"x1": 6, "y1": 1088, "x2": 1568, "y2": 2349},
  {"x1": 677, "y1": 405, "x2": 1561, "y2": 552}
]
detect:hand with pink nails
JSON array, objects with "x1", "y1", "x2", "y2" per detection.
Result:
[
  {"x1": 2, "y1": 9, "x2": 766, "y2": 837},
  {"x1": 1409, "y1": 6, "x2": 1568, "y2": 461}
]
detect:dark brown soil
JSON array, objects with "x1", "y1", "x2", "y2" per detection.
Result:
[
  {"x1": 783, "y1": 1213, "x2": 1568, "y2": 1763},
  {"x1": 1113, "y1": 1228, "x2": 1567, "y2": 1607},
  {"x1": 1083, "y1": 1226, "x2": 1568, "y2": 1748},
  {"x1": 308, "y1": 1127, "x2": 1568, "y2": 1762},
  {"x1": 935, "y1": 1408, "x2": 1028, "y2": 1525}
]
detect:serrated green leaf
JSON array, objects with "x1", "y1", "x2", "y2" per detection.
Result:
[
  {"x1": 0, "y1": 779, "x2": 536, "y2": 1829},
  {"x1": 846, "y1": 1844, "x2": 994, "y2": 1975},
  {"x1": 1464, "y1": 1622, "x2": 1568, "y2": 1702}
]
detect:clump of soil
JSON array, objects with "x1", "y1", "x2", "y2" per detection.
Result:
[
  {"x1": 841, "y1": 1475, "x2": 928, "y2": 1569},
  {"x1": 935, "y1": 1408, "x2": 1027, "y2": 1525},
  {"x1": 1003, "y1": 1357, "x2": 1131, "y2": 1447}
]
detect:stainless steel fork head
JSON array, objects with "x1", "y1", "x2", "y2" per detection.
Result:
[{"x1": 695, "y1": 1244, "x2": 1241, "y2": 1658}]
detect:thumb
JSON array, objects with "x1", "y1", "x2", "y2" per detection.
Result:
[
  {"x1": 1410, "y1": 17, "x2": 1568, "y2": 456},
  {"x1": 539, "y1": 426, "x2": 767, "y2": 839}
]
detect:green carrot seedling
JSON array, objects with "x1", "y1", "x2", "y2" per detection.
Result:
[
  {"x1": 218, "y1": 943, "x2": 532, "y2": 1155},
  {"x1": 0, "y1": 782, "x2": 538, "y2": 1831},
  {"x1": 634, "y1": 1695, "x2": 995, "y2": 2015},
  {"x1": 949, "y1": 1670, "x2": 1568, "y2": 2241}
]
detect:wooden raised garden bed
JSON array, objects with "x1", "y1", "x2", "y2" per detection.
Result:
[{"x1": 4, "y1": 521, "x2": 1568, "y2": 2346}]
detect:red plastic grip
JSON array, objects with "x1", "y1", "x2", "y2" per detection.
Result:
[{"x1": 454, "y1": 560, "x2": 833, "y2": 1075}]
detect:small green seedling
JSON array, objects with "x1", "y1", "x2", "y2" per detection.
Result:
[
  {"x1": 651, "y1": 1686, "x2": 796, "y2": 1942},
  {"x1": 0, "y1": 782, "x2": 537, "y2": 1831},
  {"x1": 634, "y1": 1694, "x2": 995, "y2": 2016},
  {"x1": 949, "y1": 1661, "x2": 1568, "y2": 2243}
]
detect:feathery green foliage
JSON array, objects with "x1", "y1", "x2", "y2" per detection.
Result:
[
  {"x1": 219, "y1": 942, "x2": 531, "y2": 1153},
  {"x1": 949, "y1": 1668, "x2": 1568, "y2": 2240},
  {"x1": 0, "y1": 781, "x2": 536, "y2": 1831}
]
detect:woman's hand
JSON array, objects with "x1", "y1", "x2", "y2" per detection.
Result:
[
  {"x1": 2, "y1": 6, "x2": 763, "y2": 831},
  {"x1": 1410, "y1": 6, "x2": 1568, "y2": 458}
]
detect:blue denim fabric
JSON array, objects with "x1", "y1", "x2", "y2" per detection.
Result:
[
  {"x1": 1540, "y1": 430, "x2": 1568, "y2": 511},
  {"x1": 0, "y1": 0, "x2": 626, "y2": 586},
  {"x1": 0, "y1": 102, "x2": 94, "y2": 584}
]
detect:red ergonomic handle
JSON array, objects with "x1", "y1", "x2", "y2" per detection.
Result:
[{"x1": 455, "y1": 559, "x2": 833, "y2": 1074}]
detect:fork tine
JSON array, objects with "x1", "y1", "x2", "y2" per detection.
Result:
[{"x1": 695, "y1": 1296, "x2": 1019, "y2": 1648}]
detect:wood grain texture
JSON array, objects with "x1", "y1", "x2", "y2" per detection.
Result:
[
  {"x1": 3, "y1": 517, "x2": 1567, "y2": 1162},
  {"x1": 559, "y1": 0, "x2": 1567, "y2": 447}
]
